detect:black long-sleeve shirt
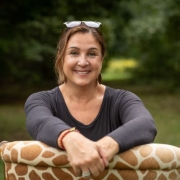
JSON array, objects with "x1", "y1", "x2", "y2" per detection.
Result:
[{"x1": 25, "y1": 86, "x2": 157, "y2": 152}]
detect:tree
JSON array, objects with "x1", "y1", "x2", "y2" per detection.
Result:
[
  {"x1": 123, "y1": 0, "x2": 180, "y2": 90},
  {"x1": 0, "y1": 0, "x2": 125, "y2": 85}
]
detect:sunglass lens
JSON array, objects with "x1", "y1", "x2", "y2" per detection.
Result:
[
  {"x1": 84, "y1": 21, "x2": 101, "y2": 28},
  {"x1": 64, "y1": 21, "x2": 81, "y2": 28}
]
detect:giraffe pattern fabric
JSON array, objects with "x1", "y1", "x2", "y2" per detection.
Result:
[{"x1": 0, "y1": 141, "x2": 180, "y2": 180}]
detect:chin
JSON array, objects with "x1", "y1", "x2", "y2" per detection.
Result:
[{"x1": 73, "y1": 80, "x2": 96, "y2": 87}]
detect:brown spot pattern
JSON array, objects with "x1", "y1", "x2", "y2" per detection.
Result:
[
  {"x1": 29, "y1": 170, "x2": 41, "y2": 180},
  {"x1": 171, "y1": 162, "x2": 177, "y2": 169},
  {"x1": 52, "y1": 167, "x2": 73, "y2": 179},
  {"x1": 42, "y1": 151, "x2": 55, "y2": 158},
  {"x1": 8, "y1": 173, "x2": 17, "y2": 180},
  {"x1": 19, "y1": 177, "x2": 25, "y2": 180},
  {"x1": 3, "y1": 154, "x2": 11, "y2": 162},
  {"x1": 15, "y1": 164, "x2": 28, "y2": 175},
  {"x1": 168, "y1": 171, "x2": 178, "y2": 180},
  {"x1": 21, "y1": 145, "x2": 42, "y2": 161},
  {"x1": 52, "y1": 155, "x2": 69, "y2": 166},
  {"x1": 11, "y1": 149, "x2": 18, "y2": 162},
  {"x1": 7, "y1": 142, "x2": 16, "y2": 151},
  {"x1": 157, "y1": 174, "x2": 167, "y2": 180},
  {"x1": 156, "y1": 147, "x2": 174, "y2": 163},
  {"x1": 119, "y1": 170, "x2": 139, "y2": 180},
  {"x1": 79, "y1": 177, "x2": 90, "y2": 180},
  {"x1": 42, "y1": 173, "x2": 56, "y2": 180},
  {"x1": 106, "y1": 173, "x2": 119, "y2": 180},
  {"x1": 36, "y1": 160, "x2": 48, "y2": 167},
  {"x1": 143, "y1": 171, "x2": 157, "y2": 180},
  {"x1": 120, "y1": 150, "x2": 138, "y2": 166},
  {"x1": 140, "y1": 145, "x2": 153, "y2": 157},
  {"x1": 139, "y1": 157, "x2": 160, "y2": 169},
  {"x1": 35, "y1": 166, "x2": 48, "y2": 170},
  {"x1": 115, "y1": 161, "x2": 133, "y2": 169},
  {"x1": 67, "y1": 167, "x2": 76, "y2": 176}
]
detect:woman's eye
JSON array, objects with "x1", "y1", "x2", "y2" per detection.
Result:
[
  {"x1": 70, "y1": 51, "x2": 79, "y2": 56},
  {"x1": 88, "y1": 52, "x2": 96, "y2": 57}
]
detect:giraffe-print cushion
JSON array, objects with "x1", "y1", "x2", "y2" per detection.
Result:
[{"x1": 0, "y1": 141, "x2": 180, "y2": 180}]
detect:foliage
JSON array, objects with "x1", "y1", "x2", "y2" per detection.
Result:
[
  {"x1": 102, "y1": 58, "x2": 137, "y2": 80},
  {"x1": 0, "y1": 0, "x2": 122, "y2": 85},
  {"x1": 0, "y1": 0, "x2": 180, "y2": 90},
  {"x1": 123, "y1": 0, "x2": 180, "y2": 90}
]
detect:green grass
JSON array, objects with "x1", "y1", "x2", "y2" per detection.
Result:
[
  {"x1": 0, "y1": 161, "x2": 4, "y2": 180},
  {"x1": 0, "y1": 104, "x2": 31, "y2": 142},
  {"x1": 140, "y1": 93, "x2": 180, "y2": 146}
]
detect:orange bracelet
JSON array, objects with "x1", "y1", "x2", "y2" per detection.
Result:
[{"x1": 59, "y1": 127, "x2": 79, "y2": 150}]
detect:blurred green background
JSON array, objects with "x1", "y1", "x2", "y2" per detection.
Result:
[{"x1": 0, "y1": 0, "x2": 180, "y2": 179}]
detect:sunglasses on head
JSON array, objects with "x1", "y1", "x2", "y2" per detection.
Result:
[{"x1": 63, "y1": 21, "x2": 101, "y2": 28}]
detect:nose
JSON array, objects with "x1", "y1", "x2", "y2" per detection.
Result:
[{"x1": 77, "y1": 55, "x2": 89, "y2": 66}]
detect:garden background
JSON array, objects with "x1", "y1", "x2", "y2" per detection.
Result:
[{"x1": 0, "y1": 0, "x2": 180, "y2": 178}]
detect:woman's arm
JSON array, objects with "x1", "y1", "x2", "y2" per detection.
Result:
[
  {"x1": 57, "y1": 130, "x2": 108, "y2": 177},
  {"x1": 25, "y1": 91, "x2": 71, "y2": 148},
  {"x1": 98, "y1": 90, "x2": 157, "y2": 157}
]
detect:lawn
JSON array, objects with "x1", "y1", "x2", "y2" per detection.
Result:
[{"x1": 0, "y1": 59, "x2": 180, "y2": 179}]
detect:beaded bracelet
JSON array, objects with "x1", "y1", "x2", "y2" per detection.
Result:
[{"x1": 59, "y1": 127, "x2": 79, "y2": 150}]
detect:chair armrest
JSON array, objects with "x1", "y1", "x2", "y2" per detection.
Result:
[{"x1": 1, "y1": 141, "x2": 180, "y2": 170}]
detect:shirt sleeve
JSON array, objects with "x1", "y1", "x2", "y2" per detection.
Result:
[
  {"x1": 24, "y1": 91, "x2": 71, "y2": 149},
  {"x1": 107, "y1": 90, "x2": 157, "y2": 153}
]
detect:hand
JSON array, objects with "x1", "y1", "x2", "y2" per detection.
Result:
[
  {"x1": 61, "y1": 132, "x2": 107, "y2": 178},
  {"x1": 96, "y1": 136, "x2": 119, "y2": 162}
]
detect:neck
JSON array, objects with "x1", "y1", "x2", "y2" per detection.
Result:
[{"x1": 61, "y1": 82, "x2": 100, "y2": 103}]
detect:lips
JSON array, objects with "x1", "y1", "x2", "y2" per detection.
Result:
[{"x1": 74, "y1": 70, "x2": 90, "y2": 74}]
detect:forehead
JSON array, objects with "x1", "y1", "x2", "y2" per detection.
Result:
[{"x1": 67, "y1": 32, "x2": 101, "y2": 49}]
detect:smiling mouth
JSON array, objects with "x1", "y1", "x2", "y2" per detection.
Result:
[{"x1": 74, "y1": 70, "x2": 90, "y2": 74}]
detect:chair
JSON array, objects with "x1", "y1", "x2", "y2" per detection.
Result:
[{"x1": 0, "y1": 141, "x2": 180, "y2": 180}]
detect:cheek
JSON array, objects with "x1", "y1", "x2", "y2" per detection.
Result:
[
  {"x1": 63, "y1": 58, "x2": 74, "y2": 69},
  {"x1": 97, "y1": 60, "x2": 103, "y2": 70}
]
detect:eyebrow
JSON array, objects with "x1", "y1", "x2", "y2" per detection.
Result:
[{"x1": 67, "y1": 47, "x2": 99, "y2": 51}]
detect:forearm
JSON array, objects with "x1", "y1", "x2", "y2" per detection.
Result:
[
  {"x1": 97, "y1": 136, "x2": 119, "y2": 161},
  {"x1": 108, "y1": 116, "x2": 157, "y2": 153}
]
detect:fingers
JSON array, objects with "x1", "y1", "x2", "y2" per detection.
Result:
[
  {"x1": 85, "y1": 158, "x2": 104, "y2": 177},
  {"x1": 81, "y1": 168, "x2": 91, "y2": 179},
  {"x1": 65, "y1": 135, "x2": 107, "y2": 178},
  {"x1": 70, "y1": 154, "x2": 105, "y2": 178},
  {"x1": 74, "y1": 167, "x2": 81, "y2": 177},
  {"x1": 97, "y1": 146, "x2": 109, "y2": 167}
]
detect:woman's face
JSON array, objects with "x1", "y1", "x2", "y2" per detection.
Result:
[{"x1": 63, "y1": 32, "x2": 103, "y2": 87}]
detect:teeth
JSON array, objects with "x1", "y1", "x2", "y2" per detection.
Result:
[{"x1": 76, "y1": 71, "x2": 89, "y2": 74}]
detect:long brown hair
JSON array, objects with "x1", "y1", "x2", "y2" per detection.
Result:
[{"x1": 55, "y1": 23, "x2": 106, "y2": 84}]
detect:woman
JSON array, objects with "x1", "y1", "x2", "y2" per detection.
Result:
[{"x1": 25, "y1": 21, "x2": 157, "y2": 179}]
